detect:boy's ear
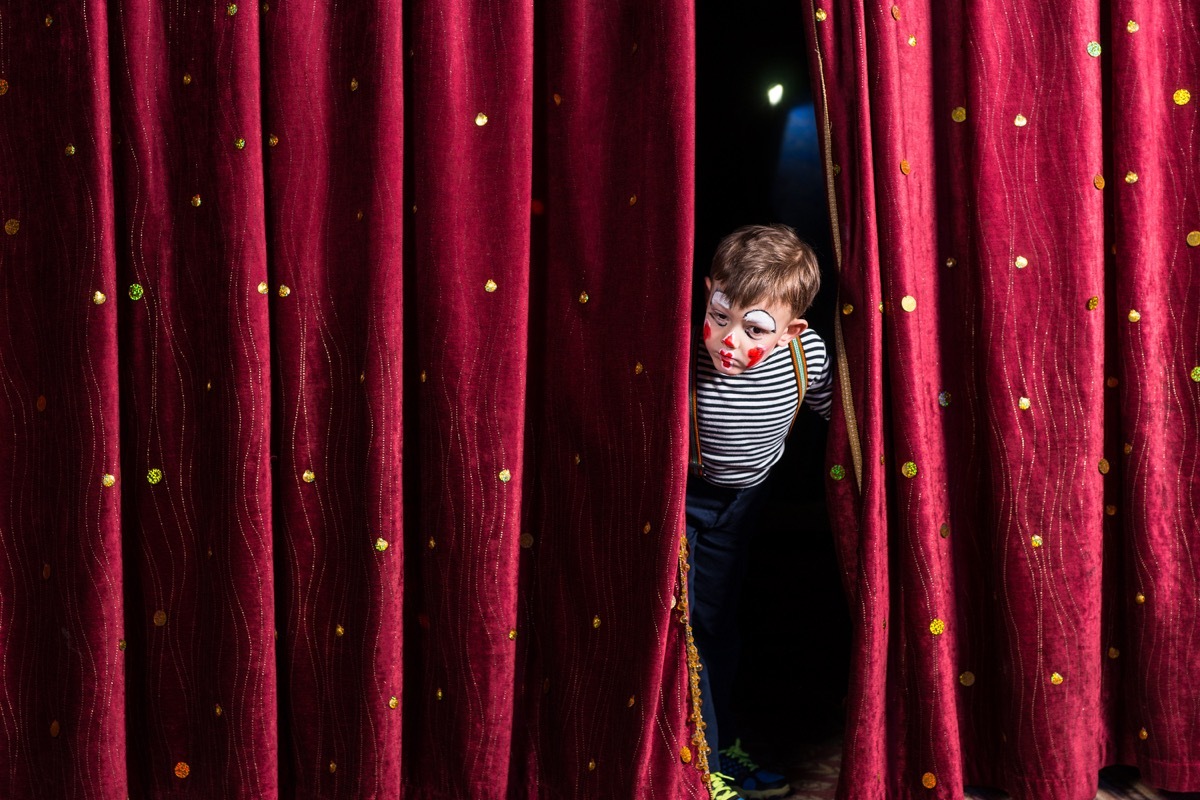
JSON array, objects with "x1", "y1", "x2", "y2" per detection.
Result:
[{"x1": 779, "y1": 317, "x2": 808, "y2": 345}]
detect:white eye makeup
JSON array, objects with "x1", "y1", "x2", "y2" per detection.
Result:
[{"x1": 743, "y1": 309, "x2": 777, "y2": 332}]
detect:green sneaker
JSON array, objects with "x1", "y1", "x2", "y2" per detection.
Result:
[
  {"x1": 709, "y1": 771, "x2": 745, "y2": 800},
  {"x1": 717, "y1": 739, "x2": 790, "y2": 799}
]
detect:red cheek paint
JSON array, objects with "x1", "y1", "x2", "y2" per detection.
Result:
[
  {"x1": 722, "y1": 334, "x2": 735, "y2": 348},
  {"x1": 747, "y1": 347, "x2": 765, "y2": 367},
  {"x1": 703, "y1": 320, "x2": 711, "y2": 340}
]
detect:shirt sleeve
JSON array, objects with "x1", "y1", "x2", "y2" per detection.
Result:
[{"x1": 799, "y1": 327, "x2": 833, "y2": 421}]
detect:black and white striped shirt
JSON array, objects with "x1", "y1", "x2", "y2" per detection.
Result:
[{"x1": 694, "y1": 327, "x2": 832, "y2": 487}]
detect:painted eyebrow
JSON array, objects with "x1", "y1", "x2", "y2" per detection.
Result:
[
  {"x1": 743, "y1": 309, "x2": 777, "y2": 331},
  {"x1": 710, "y1": 290, "x2": 732, "y2": 309}
]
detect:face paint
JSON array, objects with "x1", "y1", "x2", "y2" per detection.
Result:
[
  {"x1": 703, "y1": 320, "x2": 711, "y2": 340},
  {"x1": 744, "y1": 309, "x2": 777, "y2": 332},
  {"x1": 722, "y1": 334, "x2": 735, "y2": 348},
  {"x1": 747, "y1": 347, "x2": 766, "y2": 367}
]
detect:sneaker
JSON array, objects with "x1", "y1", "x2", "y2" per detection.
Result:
[
  {"x1": 708, "y1": 771, "x2": 745, "y2": 800},
  {"x1": 717, "y1": 740, "x2": 790, "y2": 799}
]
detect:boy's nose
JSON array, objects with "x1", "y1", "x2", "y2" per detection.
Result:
[{"x1": 722, "y1": 334, "x2": 735, "y2": 348}]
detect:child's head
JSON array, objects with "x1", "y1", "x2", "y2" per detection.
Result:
[{"x1": 701, "y1": 224, "x2": 820, "y2": 375}]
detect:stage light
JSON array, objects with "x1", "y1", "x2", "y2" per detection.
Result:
[{"x1": 767, "y1": 84, "x2": 784, "y2": 106}]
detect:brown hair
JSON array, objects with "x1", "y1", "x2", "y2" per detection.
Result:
[{"x1": 709, "y1": 224, "x2": 820, "y2": 318}]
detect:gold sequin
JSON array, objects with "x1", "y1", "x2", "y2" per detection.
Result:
[
  {"x1": 234, "y1": 137, "x2": 246, "y2": 150},
  {"x1": 1098, "y1": 458, "x2": 1110, "y2": 474},
  {"x1": 842, "y1": 303, "x2": 854, "y2": 315},
  {"x1": 484, "y1": 279, "x2": 497, "y2": 293},
  {"x1": 578, "y1": 291, "x2": 589, "y2": 304},
  {"x1": 42, "y1": 563, "x2": 51, "y2": 580},
  {"x1": 278, "y1": 285, "x2": 291, "y2": 297},
  {"x1": 929, "y1": 618, "x2": 945, "y2": 635},
  {"x1": 1050, "y1": 671, "x2": 1064, "y2": 685},
  {"x1": 257, "y1": 281, "x2": 269, "y2": 295},
  {"x1": 900, "y1": 295, "x2": 916, "y2": 312},
  {"x1": 642, "y1": 522, "x2": 651, "y2": 534},
  {"x1": 1126, "y1": 20, "x2": 1139, "y2": 33},
  {"x1": 959, "y1": 671, "x2": 975, "y2": 686},
  {"x1": 922, "y1": 772, "x2": 937, "y2": 789},
  {"x1": 498, "y1": 468, "x2": 512, "y2": 483},
  {"x1": 1108, "y1": 647, "x2": 1120, "y2": 659},
  {"x1": 629, "y1": 194, "x2": 638, "y2": 206},
  {"x1": 592, "y1": 615, "x2": 602, "y2": 629},
  {"x1": 1087, "y1": 296, "x2": 1099, "y2": 311},
  {"x1": 1127, "y1": 309, "x2": 1141, "y2": 322},
  {"x1": 890, "y1": 5, "x2": 901, "y2": 19},
  {"x1": 1014, "y1": 114, "x2": 1028, "y2": 127},
  {"x1": 940, "y1": 523, "x2": 950, "y2": 538},
  {"x1": 1174, "y1": 89, "x2": 1191, "y2": 106},
  {"x1": 302, "y1": 469, "x2": 315, "y2": 483},
  {"x1": 951, "y1": 106, "x2": 966, "y2": 123},
  {"x1": 902, "y1": 461, "x2": 918, "y2": 478},
  {"x1": 507, "y1": 628, "x2": 517, "y2": 640},
  {"x1": 226, "y1": 3, "x2": 238, "y2": 15},
  {"x1": 1014, "y1": 255, "x2": 1028, "y2": 269},
  {"x1": 375, "y1": 537, "x2": 389, "y2": 552},
  {"x1": 634, "y1": 362, "x2": 644, "y2": 375},
  {"x1": 427, "y1": 537, "x2": 435, "y2": 550},
  {"x1": 1087, "y1": 41, "x2": 1102, "y2": 57},
  {"x1": 147, "y1": 468, "x2": 163, "y2": 485},
  {"x1": 1093, "y1": 174, "x2": 1105, "y2": 190},
  {"x1": 215, "y1": 703, "x2": 223, "y2": 717},
  {"x1": 350, "y1": 78, "x2": 359, "y2": 92},
  {"x1": 154, "y1": 610, "x2": 167, "y2": 626},
  {"x1": 388, "y1": 696, "x2": 398, "y2": 709},
  {"x1": 268, "y1": 134, "x2": 279, "y2": 147},
  {"x1": 553, "y1": 93, "x2": 562, "y2": 105},
  {"x1": 1187, "y1": 231, "x2": 1200, "y2": 247},
  {"x1": 328, "y1": 761, "x2": 337, "y2": 774},
  {"x1": 1106, "y1": 376, "x2": 1119, "y2": 388},
  {"x1": 474, "y1": 112, "x2": 487, "y2": 126},
  {"x1": 900, "y1": 159, "x2": 911, "y2": 175},
  {"x1": 1031, "y1": 534, "x2": 1043, "y2": 547},
  {"x1": 64, "y1": 144, "x2": 75, "y2": 156},
  {"x1": 335, "y1": 624, "x2": 345, "y2": 637},
  {"x1": 182, "y1": 72, "x2": 192, "y2": 86},
  {"x1": 1018, "y1": 396, "x2": 1031, "y2": 410},
  {"x1": 1125, "y1": 170, "x2": 1138, "y2": 184},
  {"x1": 680, "y1": 745, "x2": 692, "y2": 763},
  {"x1": 190, "y1": 194, "x2": 202, "y2": 208},
  {"x1": 118, "y1": 639, "x2": 126, "y2": 651},
  {"x1": 519, "y1": 533, "x2": 534, "y2": 549},
  {"x1": 102, "y1": 473, "x2": 116, "y2": 487},
  {"x1": 436, "y1": 688, "x2": 444, "y2": 700},
  {"x1": 1135, "y1": 592, "x2": 1145, "y2": 604},
  {"x1": 1138, "y1": 727, "x2": 1148, "y2": 740},
  {"x1": 815, "y1": 8, "x2": 827, "y2": 21},
  {"x1": 4, "y1": 219, "x2": 19, "y2": 236},
  {"x1": 1106, "y1": 504, "x2": 1117, "y2": 516}
]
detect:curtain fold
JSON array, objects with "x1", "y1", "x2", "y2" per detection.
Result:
[
  {"x1": 0, "y1": 1, "x2": 699, "y2": 797},
  {"x1": 806, "y1": 1, "x2": 1200, "y2": 798}
]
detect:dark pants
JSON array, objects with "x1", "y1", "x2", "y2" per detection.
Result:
[{"x1": 684, "y1": 472, "x2": 772, "y2": 754}]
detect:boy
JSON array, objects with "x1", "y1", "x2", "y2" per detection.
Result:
[{"x1": 686, "y1": 224, "x2": 832, "y2": 800}]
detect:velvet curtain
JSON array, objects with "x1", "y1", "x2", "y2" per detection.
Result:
[
  {"x1": 0, "y1": 2, "x2": 702, "y2": 797},
  {"x1": 806, "y1": 1, "x2": 1200, "y2": 798}
]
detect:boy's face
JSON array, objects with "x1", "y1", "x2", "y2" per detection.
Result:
[{"x1": 702, "y1": 277, "x2": 808, "y2": 375}]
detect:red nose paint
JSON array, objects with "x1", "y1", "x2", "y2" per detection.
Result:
[
  {"x1": 747, "y1": 347, "x2": 765, "y2": 367},
  {"x1": 722, "y1": 334, "x2": 735, "y2": 348},
  {"x1": 703, "y1": 320, "x2": 711, "y2": 340}
]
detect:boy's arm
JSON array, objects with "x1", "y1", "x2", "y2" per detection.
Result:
[{"x1": 799, "y1": 328, "x2": 834, "y2": 421}]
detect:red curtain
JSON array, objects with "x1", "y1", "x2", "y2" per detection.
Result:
[
  {"x1": 807, "y1": 1, "x2": 1200, "y2": 798},
  {"x1": 0, "y1": 2, "x2": 702, "y2": 797}
]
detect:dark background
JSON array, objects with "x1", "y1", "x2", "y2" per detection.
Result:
[{"x1": 695, "y1": 3, "x2": 850, "y2": 760}]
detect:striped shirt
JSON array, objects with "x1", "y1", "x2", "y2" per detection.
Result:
[{"x1": 694, "y1": 327, "x2": 832, "y2": 487}]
